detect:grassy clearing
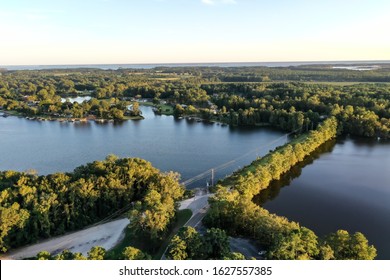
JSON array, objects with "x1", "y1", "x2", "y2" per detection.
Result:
[
  {"x1": 106, "y1": 209, "x2": 192, "y2": 260},
  {"x1": 138, "y1": 101, "x2": 174, "y2": 115},
  {"x1": 155, "y1": 104, "x2": 174, "y2": 115}
]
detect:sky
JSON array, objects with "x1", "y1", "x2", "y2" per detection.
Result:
[{"x1": 1, "y1": 0, "x2": 390, "y2": 65}]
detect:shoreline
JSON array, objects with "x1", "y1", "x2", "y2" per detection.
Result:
[{"x1": 0, "y1": 109, "x2": 144, "y2": 122}]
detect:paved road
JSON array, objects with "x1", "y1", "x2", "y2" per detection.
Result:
[
  {"x1": 179, "y1": 188, "x2": 211, "y2": 229},
  {"x1": 230, "y1": 237, "x2": 263, "y2": 260},
  {"x1": 185, "y1": 206, "x2": 209, "y2": 228},
  {"x1": 179, "y1": 190, "x2": 263, "y2": 260}
]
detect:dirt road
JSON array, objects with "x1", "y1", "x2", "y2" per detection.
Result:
[
  {"x1": 2, "y1": 218, "x2": 129, "y2": 259},
  {"x1": 3, "y1": 189, "x2": 211, "y2": 260}
]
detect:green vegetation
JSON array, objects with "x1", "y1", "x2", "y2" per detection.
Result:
[
  {"x1": 0, "y1": 155, "x2": 184, "y2": 253},
  {"x1": 1, "y1": 66, "x2": 389, "y2": 137},
  {"x1": 34, "y1": 209, "x2": 192, "y2": 260},
  {"x1": 166, "y1": 226, "x2": 245, "y2": 260},
  {"x1": 105, "y1": 209, "x2": 192, "y2": 260},
  {"x1": 205, "y1": 82, "x2": 389, "y2": 138},
  {"x1": 1, "y1": 65, "x2": 387, "y2": 260},
  {"x1": 34, "y1": 245, "x2": 151, "y2": 260},
  {"x1": 204, "y1": 118, "x2": 377, "y2": 259},
  {"x1": 155, "y1": 104, "x2": 174, "y2": 115}
]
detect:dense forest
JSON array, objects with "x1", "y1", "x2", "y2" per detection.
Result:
[
  {"x1": 0, "y1": 65, "x2": 387, "y2": 259},
  {"x1": 0, "y1": 156, "x2": 184, "y2": 253},
  {"x1": 1, "y1": 66, "x2": 389, "y2": 137}
]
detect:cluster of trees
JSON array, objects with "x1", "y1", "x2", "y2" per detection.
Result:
[
  {"x1": 1, "y1": 68, "x2": 389, "y2": 137},
  {"x1": 204, "y1": 118, "x2": 377, "y2": 259},
  {"x1": 212, "y1": 107, "x2": 308, "y2": 132},
  {"x1": 207, "y1": 83, "x2": 389, "y2": 137},
  {"x1": 167, "y1": 226, "x2": 245, "y2": 260},
  {"x1": 35, "y1": 246, "x2": 151, "y2": 260},
  {"x1": 0, "y1": 155, "x2": 184, "y2": 253},
  {"x1": 0, "y1": 88, "x2": 138, "y2": 120},
  {"x1": 226, "y1": 117, "x2": 337, "y2": 198}
]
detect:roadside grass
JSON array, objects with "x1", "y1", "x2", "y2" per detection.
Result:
[{"x1": 106, "y1": 209, "x2": 192, "y2": 260}]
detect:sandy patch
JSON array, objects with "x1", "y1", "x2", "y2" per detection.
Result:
[{"x1": 2, "y1": 218, "x2": 130, "y2": 259}]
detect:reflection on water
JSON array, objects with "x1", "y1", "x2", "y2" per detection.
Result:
[
  {"x1": 0, "y1": 106, "x2": 287, "y2": 189},
  {"x1": 253, "y1": 139, "x2": 337, "y2": 205},
  {"x1": 255, "y1": 137, "x2": 390, "y2": 259}
]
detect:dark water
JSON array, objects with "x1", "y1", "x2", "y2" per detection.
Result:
[
  {"x1": 254, "y1": 138, "x2": 390, "y2": 259},
  {"x1": 2, "y1": 61, "x2": 390, "y2": 70},
  {"x1": 0, "y1": 106, "x2": 287, "y2": 188},
  {"x1": 2, "y1": 107, "x2": 389, "y2": 258}
]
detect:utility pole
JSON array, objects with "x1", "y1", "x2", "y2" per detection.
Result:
[{"x1": 211, "y1": 168, "x2": 214, "y2": 188}]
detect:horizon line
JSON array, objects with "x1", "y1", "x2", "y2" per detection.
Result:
[{"x1": 2, "y1": 59, "x2": 390, "y2": 68}]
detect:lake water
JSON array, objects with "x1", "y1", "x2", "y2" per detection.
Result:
[
  {"x1": 254, "y1": 137, "x2": 390, "y2": 259},
  {"x1": 1, "y1": 107, "x2": 389, "y2": 258},
  {"x1": 0, "y1": 106, "x2": 287, "y2": 188}
]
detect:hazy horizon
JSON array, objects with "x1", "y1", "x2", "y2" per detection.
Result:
[
  {"x1": 2, "y1": 60, "x2": 390, "y2": 68},
  {"x1": 1, "y1": 0, "x2": 390, "y2": 65}
]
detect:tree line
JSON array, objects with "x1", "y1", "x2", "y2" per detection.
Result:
[
  {"x1": 166, "y1": 226, "x2": 245, "y2": 260},
  {"x1": 205, "y1": 83, "x2": 389, "y2": 138},
  {"x1": 204, "y1": 118, "x2": 377, "y2": 259},
  {"x1": 34, "y1": 245, "x2": 150, "y2": 260},
  {"x1": 1, "y1": 69, "x2": 389, "y2": 138},
  {"x1": 0, "y1": 155, "x2": 184, "y2": 253}
]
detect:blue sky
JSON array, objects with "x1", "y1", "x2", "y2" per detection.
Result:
[{"x1": 1, "y1": 0, "x2": 389, "y2": 65}]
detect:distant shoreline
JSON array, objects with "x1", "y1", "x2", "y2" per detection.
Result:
[{"x1": 2, "y1": 60, "x2": 390, "y2": 71}]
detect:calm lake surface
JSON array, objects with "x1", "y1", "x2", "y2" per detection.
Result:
[
  {"x1": 1, "y1": 106, "x2": 389, "y2": 258},
  {"x1": 254, "y1": 138, "x2": 390, "y2": 259},
  {"x1": 0, "y1": 106, "x2": 287, "y2": 187}
]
